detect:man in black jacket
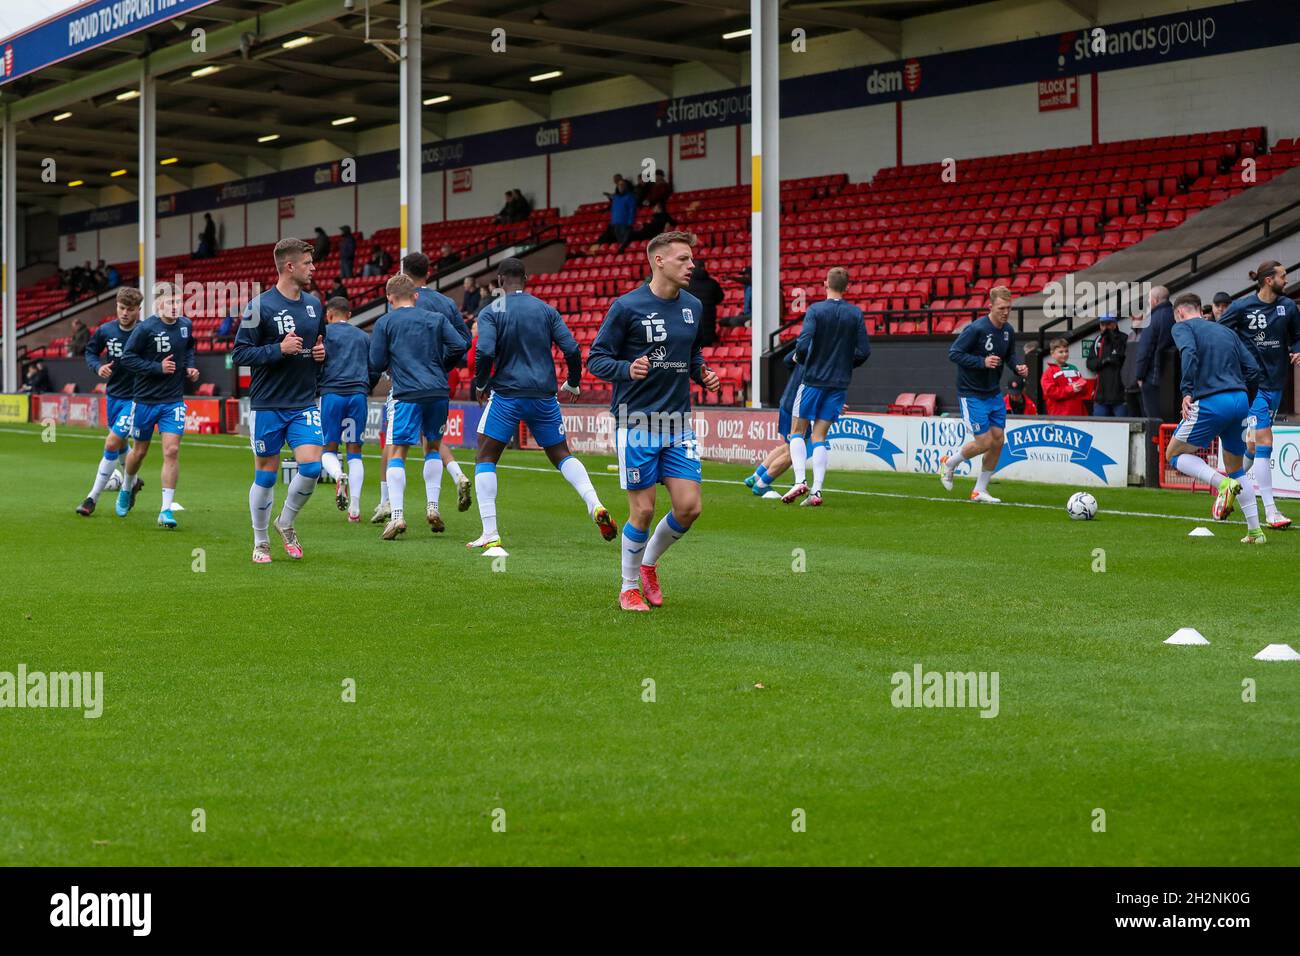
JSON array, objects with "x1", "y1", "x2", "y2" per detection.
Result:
[
  {"x1": 687, "y1": 260, "x2": 724, "y2": 349},
  {"x1": 1133, "y1": 285, "x2": 1174, "y2": 420},
  {"x1": 1087, "y1": 315, "x2": 1127, "y2": 416}
]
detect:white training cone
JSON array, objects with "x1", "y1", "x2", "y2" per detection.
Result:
[
  {"x1": 762, "y1": 490, "x2": 782, "y2": 500},
  {"x1": 1254, "y1": 643, "x2": 1300, "y2": 661},
  {"x1": 481, "y1": 546, "x2": 509, "y2": 558},
  {"x1": 1188, "y1": 526, "x2": 1213, "y2": 537},
  {"x1": 1165, "y1": 627, "x2": 1209, "y2": 646},
  {"x1": 171, "y1": 502, "x2": 185, "y2": 512}
]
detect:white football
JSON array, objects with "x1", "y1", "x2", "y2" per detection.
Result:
[
  {"x1": 104, "y1": 469, "x2": 124, "y2": 492},
  {"x1": 1067, "y1": 491, "x2": 1098, "y2": 520}
]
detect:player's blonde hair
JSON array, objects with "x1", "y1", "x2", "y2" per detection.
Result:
[
  {"x1": 386, "y1": 273, "x2": 417, "y2": 301},
  {"x1": 989, "y1": 286, "x2": 1013, "y2": 303}
]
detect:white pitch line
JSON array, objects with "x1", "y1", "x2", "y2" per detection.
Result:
[{"x1": 1, "y1": 426, "x2": 1244, "y2": 525}]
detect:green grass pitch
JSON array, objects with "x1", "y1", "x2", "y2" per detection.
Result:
[{"x1": 1, "y1": 421, "x2": 1297, "y2": 866}]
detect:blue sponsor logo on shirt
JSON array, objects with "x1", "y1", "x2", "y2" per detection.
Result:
[
  {"x1": 995, "y1": 423, "x2": 1116, "y2": 480},
  {"x1": 827, "y1": 416, "x2": 902, "y2": 470}
]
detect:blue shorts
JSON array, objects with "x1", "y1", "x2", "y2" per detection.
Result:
[
  {"x1": 249, "y1": 407, "x2": 324, "y2": 456},
  {"x1": 1249, "y1": 388, "x2": 1283, "y2": 432},
  {"x1": 1173, "y1": 390, "x2": 1250, "y2": 457},
  {"x1": 959, "y1": 394, "x2": 1007, "y2": 436},
  {"x1": 387, "y1": 397, "x2": 448, "y2": 447},
  {"x1": 479, "y1": 393, "x2": 565, "y2": 448},
  {"x1": 321, "y1": 392, "x2": 368, "y2": 446},
  {"x1": 778, "y1": 405, "x2": 812, "y2": 444},
  {"x1": 106, "y1": 396, "x2": 134, "y2": 439},
  {"x1": 130, "y1": 400, "x2": 186, "y2": 440},
  {"x1": 616, "y1": 427, "x2": 702, "y2": 490},
  {"x1": 790, "y1": 383, "x2": 846, "y2": 423}
]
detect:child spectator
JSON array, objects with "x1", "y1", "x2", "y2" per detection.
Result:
[{"x1": 1040, "y1": 337, "x2": 1092, "y2": 416}]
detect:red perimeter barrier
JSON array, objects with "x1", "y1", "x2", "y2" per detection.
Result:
[{"x1": 1156, "y1": 423, "x2": 1221, "y2": 491}]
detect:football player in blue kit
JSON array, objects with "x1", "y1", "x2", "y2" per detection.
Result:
[
  {"x1": 76, "y1": 286, "x2": 143, "y2": 516},
  {"x1": 317, "y1": 297, "x2": 370, "y2": 522},
  {"x1": 116, "y1": 282, "x2": 199, "y2": 528},
  {"x1": 588, "y1": 231, "x2": 721, "y2": 612},
  {"x1": 468, "y1": 257, "x2": 614, "y2": 550},
  {"x1": 781, "y1": 267, "x2": 871, "y2": 507},
  {"x1": 1164, "y1": 292, "x2": 1267, "y2": 544},
  {"x1": 368, "y1": 273, "x2": 468, "y2": 541},
  {"x1": 940, "y1": 286, "x2": 1029, "y2": 502},
  {"x1": 232, "y1": 237, "x2": 329, "y2": 563},
  {"x1": 1215, "y1": 260, "x2": 1300, "y2": 527},
  {"x1": 743, "y1": 351, "x2": 808, "y2": 497}
]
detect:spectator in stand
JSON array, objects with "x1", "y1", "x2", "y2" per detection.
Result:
[
  {"x1": 1087, "y1": 315, "x2": 1128, "y2": 416},
  {"x1": 1040, "y1": 337, "x2": 1093, "y2": 416},
  {"x1": 69, "y1": 318, "x2": 90, "y2": 357},
  {"x1": 1121, "y1": 312, "x2": 1144, "y2": 416},
  {"x1": 312, "y1": 227, "x2": 331, "y2": 264},
  {"x1": 202, "y1": 213, "x2": 218, "y2": 257},
  {"x1": 461, "y1": 275, "x2": 481, "y2": 318},
  {"x1": 1133, "y1": 284, "x2": 1174, "y2": 420},
  {"x1": 686, "y1": 260, "x2": 724, "y2": 349},
  {"x1": 603, "y1": 173, "x2": 630, "y2": 202},
  {"x1": 327, "y1": 277, "x2": 348, "y2": 301},
  {"x1": 1004, "y1": 376, "x2": 1037, "y2": 415},
  {"x1": 640, "y1": 169, "x2": 673, "y2": 207},
  {"x1": 436, "y1": 243, "x2": 461, "y2": 270},
  {"x1": 105, "y1": 263, "x2": 121, "y2": 289},
  {"x1": 510, "y1": 187, "x2": 532, "y2": 221},
  {"x1": 56, "y1": 268, "x2": 68, "y2": 290},
  {"x1": 338, "y1": 225, "x2": 356, "y2": 279},
  {"x1": 625, "y1": 201, "x2": 677, "y2": 250},
  {"x1": 92, "y1": 261, "x2": 108, "y2": 293},
  {"x1": 608, "y1": 179, "x2": 636, "y2": 249},
  {"x1": 721, "y1": 266, "x2": 753, "y2": 328},
  {"x1": 216, "y1": 309, "x2": 239, "y2": 345},
  {"x1": 361, "y1": 243, "x2": 391, "y2": 277},
  {"x1": 494, "y1": 191, "x2": 527, "y2": 224},
  {"x1": 22, "y1": 360, "x2": 53, "y2": 393},
  {"x1": 1211, "y1": 290, "x2": 1232, "y2": 319}
]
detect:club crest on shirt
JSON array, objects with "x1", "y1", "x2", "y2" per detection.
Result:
[
  {"x1": 682, "y1": 308, "x2": 694, "y2": 324},
  {"x1": 180, "y1": 327, "x2": 188, "y2": 338},
  {"x1": 306, "y1": 305, "x2": 316, "y2": 317}
]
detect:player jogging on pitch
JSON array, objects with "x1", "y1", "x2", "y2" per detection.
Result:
[
  {"x1": 781, "y1": 267, "x2": 871, "y2": 507},
  {"x1": 116, "y1": 283, "x2": 198, "y2": 528},
  {"x1": 232, "y1": 237, "x2": 329, "y2": 563},
  {"x1": 1214, "y1": 260, "x2": 1300, "y2": 527},
  {"x1": 76, "y1": 286, "x2": 143, "y2": 516},
  {"x1": 743, "y1": 351, "x2": 807, "y2": 497},
  {"x1": 318, "y1": 297, "x2": 370, "y2": 522},
  {"x1": 1165, "y1": 292, "x2": 1266, "y2": 544},
  {"x1": 368, "y1": 273, "x2": 467, "y2": 540},
  {"x1": 940, "y1": 285, "x2": 1028, "y2": 502},
  {"x1": 588, "y1": 231, "x2": 721, "y2": 612},
  {"x1": 468, "y1": 257, "x2": 614, "y2": 550}
]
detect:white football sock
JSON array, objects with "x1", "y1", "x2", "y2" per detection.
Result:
[
  {"x1": 89, "y1": 453, "x2": 118, "y2": 500},
  {"x1": 249, "y1": 479, "x2": 274, "y2": 546},
  {"x1": 321, "y1": 451, "x2": 343, "y2": 481},
  {"x1": 810, "y1": 442, "x2": 828, "y2": 494},
  {"x1": 621, "y1": 522, "x2": 649, "y2": 592},
  {"x1": 475, "y1": 464, "x2": 498, "y2": 538},
  {"x1": 278, "y1": 472, "x2": 316, "y2": 525},
  {"x1": 944, "y1": 450, "x2": 966, "y2": 472},
  {"x1": 379, "y1": 480, "x2": 389, "y2": 506},
  {"x1": 125, "y1": 466, "x2": 139, "y2": 487},
  {"x1": 387, "y1": 463, "x2": 406, "y2": 520},
  {"x1": 558, "y1": 455, "x2": 601, "y2": 514},
  {"x1": 1173, "y1": 453, "x2": 1220, "y2": 486},
  {"x1": 1253, "y1": 448, "x2": 1276, "y2": 512},
  {"x1": 974, "y1": 468, "x2": 991, "y2": 493},
  {"x1": 161, "y1": 487, "x2": 175, "y2": 511},
  {"x1": 643, "y1": 511, "x2": 689, "y2": 566},
  {"x1": 423, "y1": 455, "x2": 443, "y2": 509},
  {"x1": 445, "y1": 458, "x2": 466, "y2": 485},
  {"x1": 347, "y1": 457, "x2": 364, "y2": 515},
  {"x1": 789, "y1": 435, "x2": 808, "y2": 484},
  {"x1": 1233, "y1": 469, "x2": 1260, "y2": 531}
]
